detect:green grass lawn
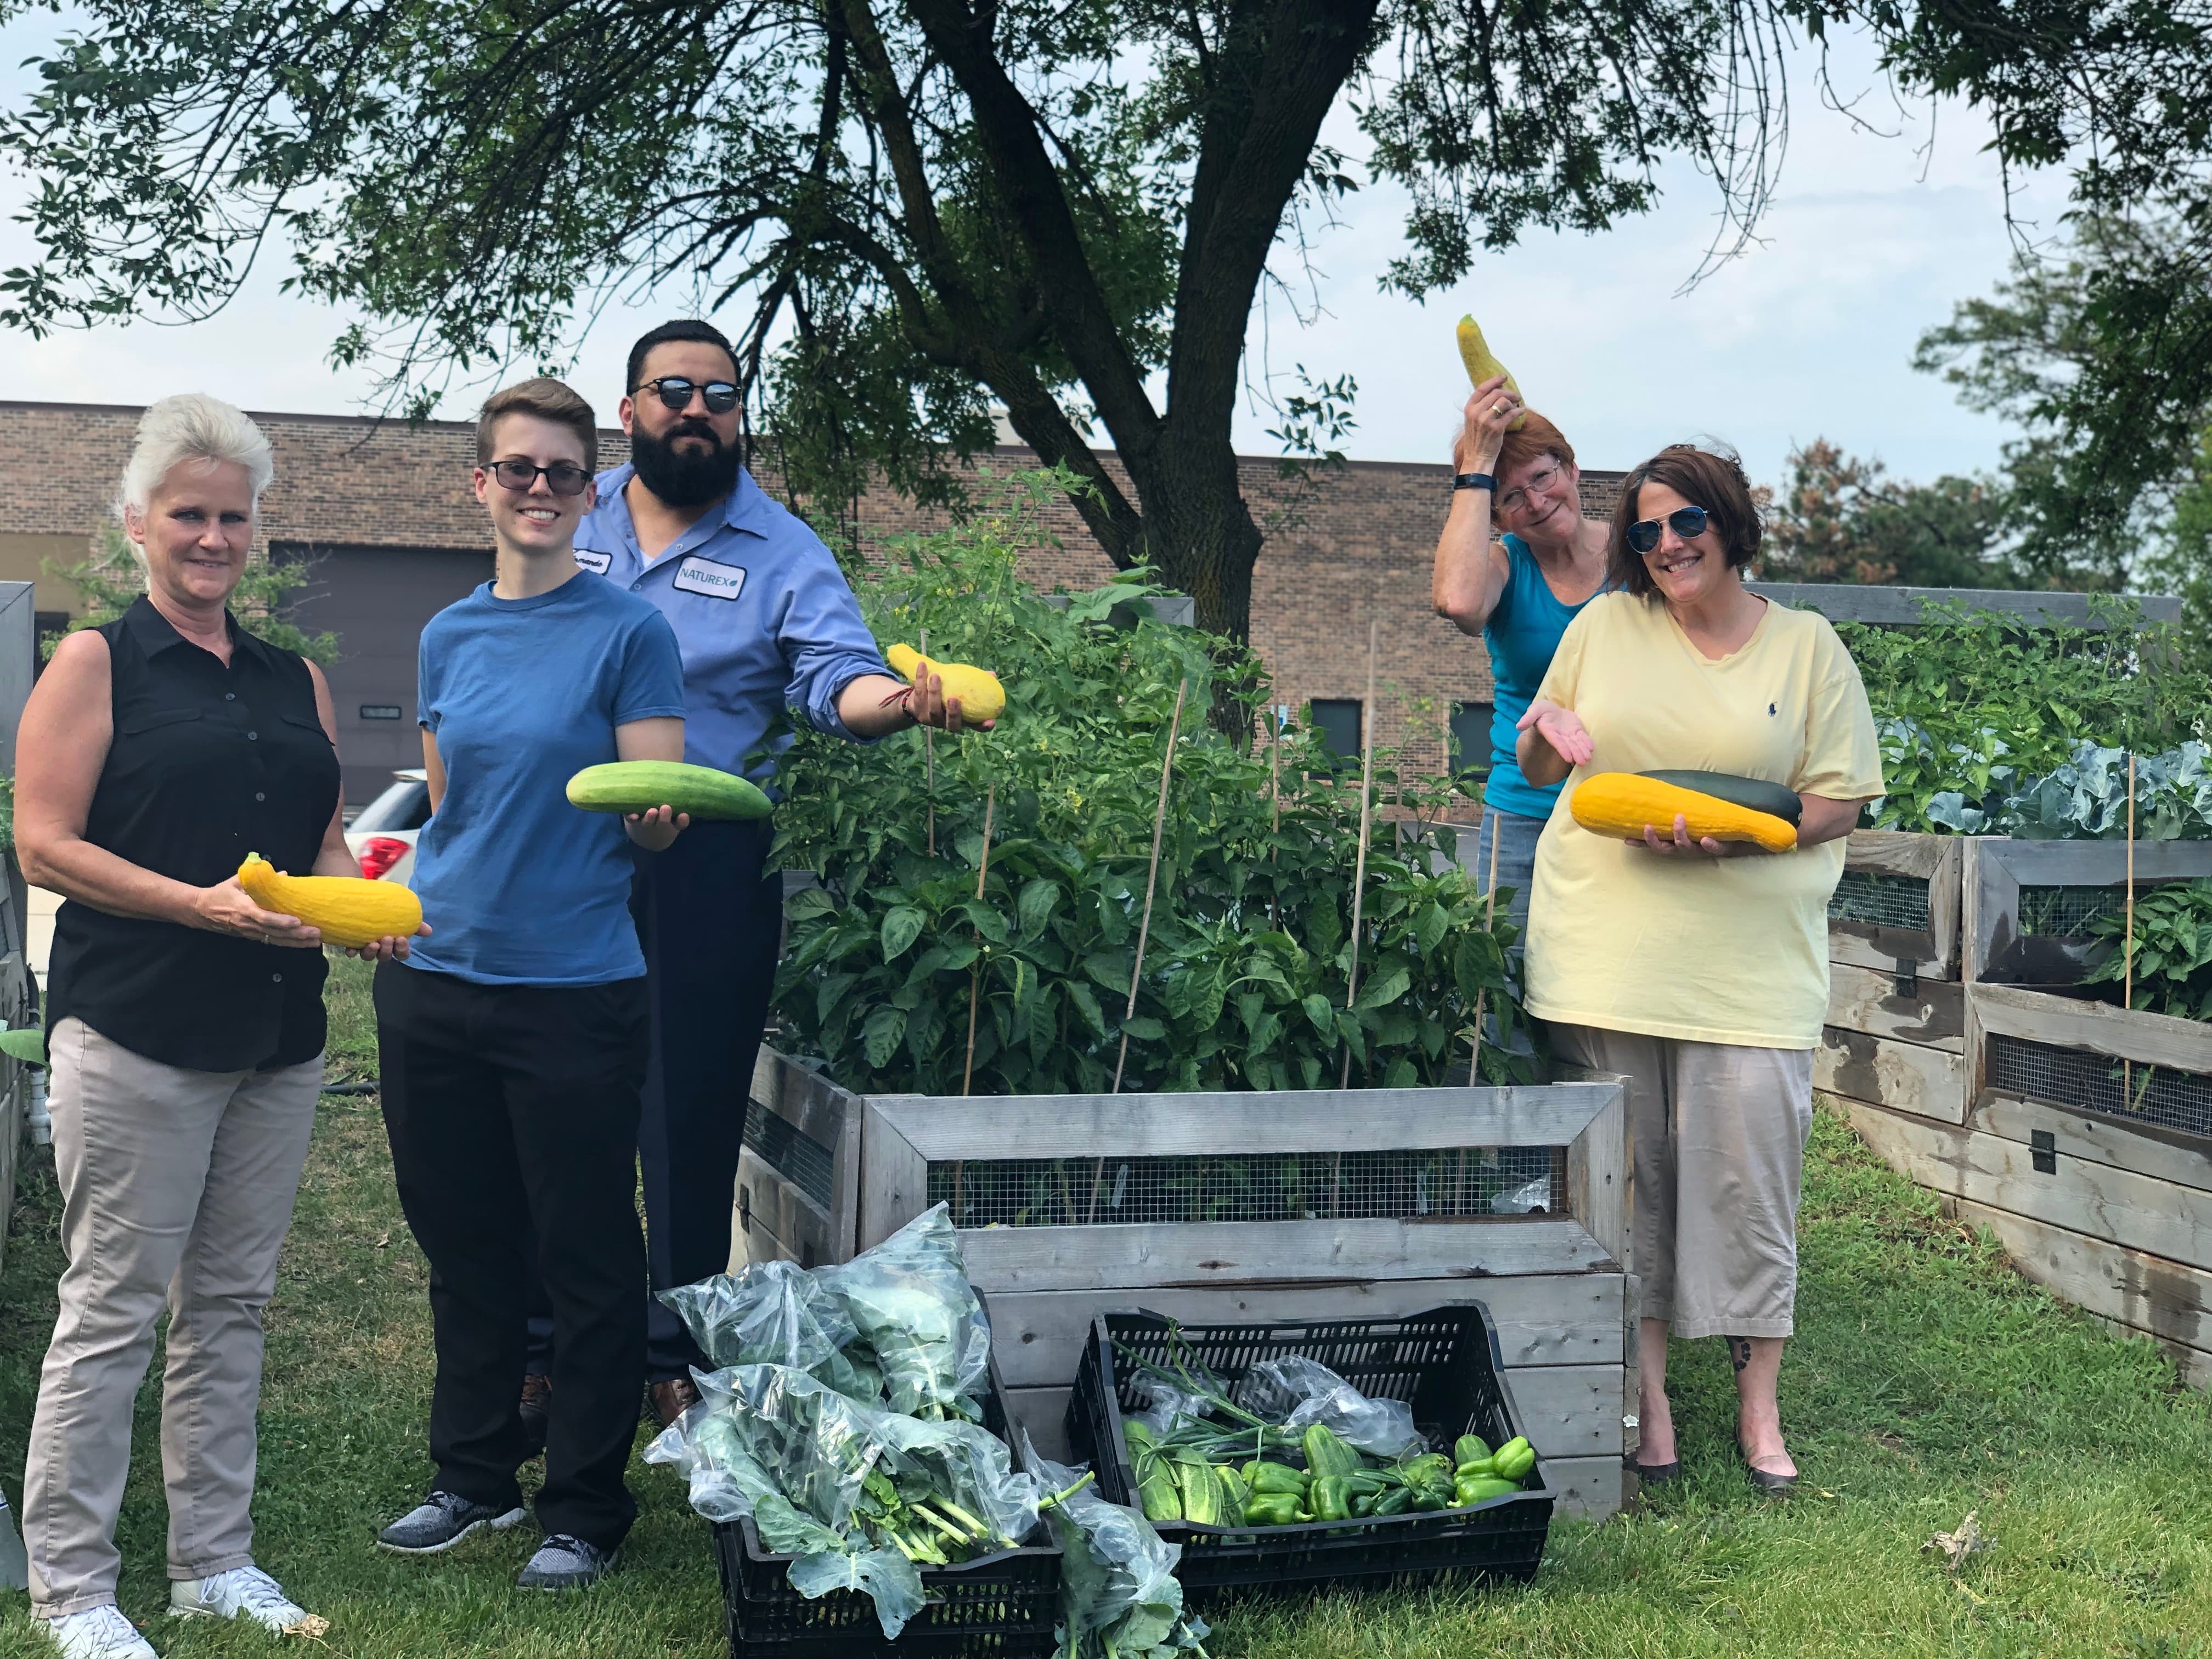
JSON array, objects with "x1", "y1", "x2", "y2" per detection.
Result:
[{"x1": 0, "y1": 953, "x2": 2208, "y2": 1656}]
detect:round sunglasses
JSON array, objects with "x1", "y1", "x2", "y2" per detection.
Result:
[
  {"x1": 485, "y1": 459, "x2": 592, "y2": 496},
  {"x1": 633, "y1": 375, "x2": 740, "y2": 414},
  {"x1": 1625, "y1": 505, "x2": 1710, "y2": 554}
]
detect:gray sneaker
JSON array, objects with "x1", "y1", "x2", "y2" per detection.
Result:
[
  {"x1": 517, "y1": 1533, "x2": 618, "y2": 1590},
  {"x1": 376, "y1": 1491, "x2": 526, "y2": 1554}
]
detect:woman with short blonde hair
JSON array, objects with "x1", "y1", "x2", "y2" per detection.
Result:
[{"x1": 17, "y1": 394, "x2": 415, "y2": 1658}]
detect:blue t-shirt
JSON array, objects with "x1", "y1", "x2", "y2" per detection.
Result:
[
  {"x1": 404, "y1": 572, "x2": 687, "y2": 986},
  {"x1": 1481, "y1": 533, "x2": 1606, "y2": 820}
]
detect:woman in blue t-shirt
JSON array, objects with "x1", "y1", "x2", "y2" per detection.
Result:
[
  {"x1": 371, "y1": 378, "x2": 689, "y2": 1592},
  {"x1": 1430, "y1": 379, "x2": 1610, "y2": 952}
]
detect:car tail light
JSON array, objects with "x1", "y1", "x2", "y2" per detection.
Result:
[{"x1": 357, "y1": 837, "x2": 409, "y2": 882}]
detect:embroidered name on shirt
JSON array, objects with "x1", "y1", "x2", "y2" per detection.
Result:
[
  {"x1": 672, "y1": 555, "x2": 747, "y2": 600},
  {"x1": 573, "y1": 549, "x2": 613, "y2": 575}
]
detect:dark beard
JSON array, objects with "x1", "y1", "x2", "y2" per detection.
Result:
[{"x1": 629, "y1": 419, "x2": 741, "y2": 509}]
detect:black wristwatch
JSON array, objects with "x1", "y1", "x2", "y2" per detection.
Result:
[{"x1": 1453, "y1": 472, "x2": 1496, "y2": 492}]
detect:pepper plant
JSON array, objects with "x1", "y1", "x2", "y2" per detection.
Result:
[
  {"x1": 765, "y1": 470, "x2": 1530, "y2": 1097},
  {"x1": 2084, "y1": 882, "x2": 2212, "y2": 1022}
]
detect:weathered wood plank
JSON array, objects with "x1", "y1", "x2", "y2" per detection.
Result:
[
  {"x1": 1966, "y1": 838, "x2": 2212, "y2": 983},
  {"x1": 1928, "y1": 836, "x2": 1964, "y2": 979},
  {"x1": 986, "y1": 1278, "x2": 1627, "y2": 1389},
  {"x1": 1828, "y1": 962, "x2": 1965, "y2": 1051},
  {"x1": 1847, "y1": 1102, "x2": 2212, "y2": 1272},
  {"x1": 1950, "y1": 1196, "x2": 2212, "y2": 1378},
  {"x1": 858, "y1": 1102, "x2": 932, "y2": 1250},
  {"x1": 1844, "y1": 828, "x2": 1949, "y2": 881},
  {"x1": 1746, "y1": 583, "x2": 2180, "y2": 626},
  {"x1": 1974, "y1": 1092, "x2": 2212, "y2": 1195},
  {"x1": 1816, "y1": 1026, "x2": 1968, "y2": 1125},
  {"x1": 1829, "y1": 929, "x2": 1949, "y2": 983},
  {"x1": 1566, "y1": 1085, "x2": 1628, "y2": 1270},
  {"x1": 1527, "y1": 1455, "x2": 1624, "y2": 1521},
  {"x1": 1499, "y1": 1364, "x2": 1624, "y2": 1458},
  {"x1": 866, "y1": 1082, "x2": 1622, "y2": 1163},
  {"x1": 732, "y1": 1147, "x2": 833, "y2": 1269},
  {"x1": 1620, "y1": 1272, "x2": 1641, "y2": 1464},
  {"x1": 953, "y1": 1216, "x2": 1615, "y2": 1294},
  {"x1": 1970, "y1": 983, "x2": 2212, "y2": 1075}
]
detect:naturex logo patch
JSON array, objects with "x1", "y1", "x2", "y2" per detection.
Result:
[{"x1": 673, "y1": 556, "x2": 747, "y2": 601}]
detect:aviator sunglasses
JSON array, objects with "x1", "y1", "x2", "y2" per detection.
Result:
[
  {"x1": 634, "y1": 375, "x2": 740, "y2": 414},
  {"x1": 1624, "y1": 504, "x2": 1710, "y2": 555}
]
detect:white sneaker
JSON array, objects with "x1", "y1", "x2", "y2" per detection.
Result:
[
  {"x1": 36, "y1": 1605, "x2": 158, "y2": 1659},
  {"x1": 167, "y1": 1564, "x2": 311, "y2": 1630}
]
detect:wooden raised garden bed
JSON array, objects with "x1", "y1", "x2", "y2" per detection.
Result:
[{"x1": 733, "y1": 1049, "x2": 1638, "y2": 1520}]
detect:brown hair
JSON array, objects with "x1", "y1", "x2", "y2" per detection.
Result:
[
  {"x1": 1495, "y1": 409, "x2": 1576, "y2": 481},
  {"x1": 476, "y1": 377, "x2": 597, "y2": 472},
  {"x1": 1606, "y1": 443, "x2": 1762, "y2": 599}
]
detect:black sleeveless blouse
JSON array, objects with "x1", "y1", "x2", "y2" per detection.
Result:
[{"x1": 46, "y1": 598, "x2": 341, "y2": 1071}]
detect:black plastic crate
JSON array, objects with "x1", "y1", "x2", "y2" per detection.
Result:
[
  {"x1": 716, "y1": 1364, "x2": 1061, "y2": 1658},
  {"x1": 1066, "y1": 1302, "x2": 1554, "y2": 1605}
]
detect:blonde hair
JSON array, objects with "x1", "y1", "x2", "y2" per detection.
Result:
[{"x1": 115, "y1": 394, "x2": 275, "y2": 526}]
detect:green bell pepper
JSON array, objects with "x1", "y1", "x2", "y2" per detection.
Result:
[
  {"x1": 1303, "y1": 1424, "x2": 1361, "y2": 1481},
  {"x1": 1493, "y1": 1437, "x2": 1537, "y2": 1482},
  {"x1": 1243, "y1": 1493, "x2": 1307, "y2": 1527},
  {"x1": 1247, "y1": 1461, "x2": 1309, "y2": 1498},
  {"x1": 1309, "y1": 1475, "x2": 1353, "y2": 1523}
]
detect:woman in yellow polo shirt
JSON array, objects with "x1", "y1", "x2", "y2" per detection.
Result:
[{"x1": 1515, "y1": 444, "x2": 1880, "y2": 1494}]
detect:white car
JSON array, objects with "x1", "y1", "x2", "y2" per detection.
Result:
[{"x1": 343, "y1": 768, "x2": 431, "y2": 888}]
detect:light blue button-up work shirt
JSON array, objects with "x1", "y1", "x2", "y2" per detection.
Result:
[{"x1": 574, "y1": 462, "x2": 888, "y2": 781}]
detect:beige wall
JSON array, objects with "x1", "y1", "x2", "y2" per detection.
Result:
[{"x1": 0, "y1": 533, "x2": 92, "y2": 618}]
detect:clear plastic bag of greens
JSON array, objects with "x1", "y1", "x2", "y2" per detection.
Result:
[
  {"x1": 679, "y1": 1363, "x2": 895, "y2": 1530},
  {"x1": 640, "y1": 1398, "x2": 781, "y2": 1524},
  {"x1": 1234, "y1": 1355, "x2": 1423, "y2": 1459},
  {"x1": 1127, "y1": 1375, "x2": 1214, "y2": 1439},
  {"x1": 820, "y1": 1203, "x2": 991, "y2": 1420},
  {"x1": 1020, "y1": 1436, "x2": 1205, "y2": 1659},
  {"x1": 786, "y1": 1547, "x2": 927, "y2": 1641},
  {"x1": 657, "y1": 1259, "x2": 883, "y2": 1402},
  {"x1": 871, "y1": 1410, "x2": 1043, "y2": 1553}
]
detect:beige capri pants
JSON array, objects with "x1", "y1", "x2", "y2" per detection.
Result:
[{"x1": 1552, "y1": 1024, "x2": 1814, "y2": 1340}]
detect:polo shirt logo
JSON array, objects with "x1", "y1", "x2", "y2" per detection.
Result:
[
  {"x1": 573, "y1": 549, "x2": 613, "y2": 575},
  {"x1": 673, "y1": 555, "x2": 747, "y2": 600}
]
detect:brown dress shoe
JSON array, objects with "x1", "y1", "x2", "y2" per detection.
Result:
[
  {"x1": 650, "y1": 1377, "x2": 701, "y2": 1428},
  {"x1": 519, "y1": 1374, "x2": 551, "y2": 1460}
]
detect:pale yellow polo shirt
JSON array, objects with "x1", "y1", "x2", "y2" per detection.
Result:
[{"x1": 1522, "y1": 591, "x2": 1883, "y2": 1049}]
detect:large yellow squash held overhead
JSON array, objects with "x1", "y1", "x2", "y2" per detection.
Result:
[
  {"x1": 1570, "y1": 772, "x2": 1798, "y2": 853},
  {"x1": 885, "y1": 643, "x2": 1006, "y2": 724},
  {"x1": 237, "y1": 852, "x2": 425, "y2": 947},
  {"x1": 1456, "y1": 315, "x2": 1526, "y2": 431}
]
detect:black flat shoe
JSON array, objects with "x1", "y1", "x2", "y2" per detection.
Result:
[
  {"x1": 1624, "y1": 1453, "x2": 1681, "y2": 1484},
  {"x1": 1746, "y1": 1465, "x2": 1797, "y2": 1494}
]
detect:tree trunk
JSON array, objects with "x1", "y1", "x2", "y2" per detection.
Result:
[{"x1": 1121, "y1": 425, "x2": 1265, "y2": 735}]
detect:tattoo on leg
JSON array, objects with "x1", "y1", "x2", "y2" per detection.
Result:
[{"x1": 1728, "y1": 1336, "x2": 1751, "y2": 1374}]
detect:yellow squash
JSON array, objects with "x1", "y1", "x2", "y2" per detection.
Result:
[
  {"x1": 237, "y1": 853, "x2": 424, "y2": 947},
  {"x1": 1455, "y1": 314, "x2": 1526, "y2": 431},
  {"x1": 884, "y1": 643, "x2": 1006, "y2": 723},
  {"x1": 1570, "y1": 774, "x2": 1798, "y2": 853}
]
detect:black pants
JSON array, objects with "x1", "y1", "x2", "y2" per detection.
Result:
[
  {"x1": 376, "y1": 962, "x2": 648, "y2": 1550},
  {"x1": 527, "y1": 819, "x2": 780, "y2": 1383}
]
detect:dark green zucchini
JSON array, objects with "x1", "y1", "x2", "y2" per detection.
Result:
[{"x1": 1637, "y1": 770, "x2": 1802, "y2": 826}]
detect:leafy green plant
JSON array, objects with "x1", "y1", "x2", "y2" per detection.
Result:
[
  {"x1": 1844, "y1": 602, "x2": 2211, "y2": 834},
  {"x1": 766, "y1": 470, "x2": 1530, "y2": 1097},
  {"x1": 41, "y1": 526, "x2": 339, "y2": 664},
  {"x1": 2084, "y1": 882, "x2": 2212, "y2": 1021}
]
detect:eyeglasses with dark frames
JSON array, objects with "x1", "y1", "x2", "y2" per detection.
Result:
[
  {"x1": 484, "y1": 459, "x2": 592, "y2": 496},
  {"x1": 1496, "y1": 459, "x2": 1562, "y2": 517},
  {"x1": 633, "y1": 376, "x2": 740, "y2": 414},
  {"x1": 1625, "y1": 505, "x2": 1711, "y2": 555}
]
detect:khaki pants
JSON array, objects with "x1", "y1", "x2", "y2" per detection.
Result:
[
  {"x1": 25, "y1": 1019, "x2": 320, "y2": 1616},
  {"x1": 1553, "y1": 1024, "x2": 1813, "y2": 1340}
]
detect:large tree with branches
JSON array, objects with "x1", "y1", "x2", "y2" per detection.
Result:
[{"x1": 1, "y1": 0, "x2": 2202, "y2": 640}]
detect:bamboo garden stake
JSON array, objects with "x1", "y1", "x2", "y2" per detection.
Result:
[
  {"x1": 1468, "y1": 820, "x2": 1503, "y2": 1086},
  {"x1": 1090, "y1": 679, "x2": 1188, "y2": 1222},
  {"x1": 958, "y1": 782, "x2": 996, "y2": 1102},
  {"x1": 2124, "y1": 752, "x2": 2136, "y2": 1102},
  {"x1": 1340, "y1": 620, "x2": 1379, "y2": 1092},
  {"x1": 921, "y1": 628, "x2": 936, "y2": 857}
]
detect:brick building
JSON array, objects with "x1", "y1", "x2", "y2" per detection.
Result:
[{"x1": 0, "y1": 399, "x2": 1621, "y2": 803}]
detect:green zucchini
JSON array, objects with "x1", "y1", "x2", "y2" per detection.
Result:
[
  {"x1": 1637, "y1": 770, "x2": 1801, "y2": 827},
  {"x1": 566, "y1": 760, "x2": 772, "y2": 822}
]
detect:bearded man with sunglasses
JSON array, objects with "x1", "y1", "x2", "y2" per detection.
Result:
[{"x1": 521, "y1": 320, "x2": 979, "y2": 1436}]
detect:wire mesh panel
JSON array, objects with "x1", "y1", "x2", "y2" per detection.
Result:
[
  {"x1": 1988, "y1": 1034, "x2": 2212, "y2": 1147},
  {"x1": 1829, "y1": 869, "x2": 1933, "y2": 930},
  {"x1": 924, "y1": 1146, "x2": 1566, "y2": 1228},
  {"x1": 2016, "y1": 884, "x2": 2131, "y2": 940},
  {"x1": 742, "y1": 1110, "x2": 836, "y2": 1209}
]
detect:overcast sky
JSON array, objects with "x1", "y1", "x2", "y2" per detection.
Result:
[{"x1": 0, "y1": 18, "x2": 2068, "y2": 492}]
